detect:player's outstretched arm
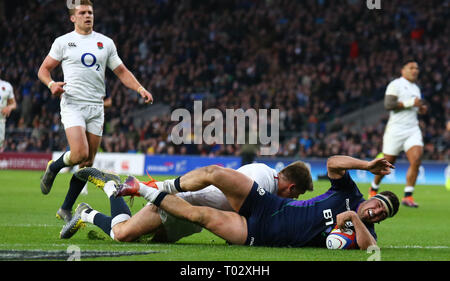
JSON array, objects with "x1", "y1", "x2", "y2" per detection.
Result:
[
  {"x1": 113, "y1": 64, "x2": 153, "y2": 104},
  {"x1": 327, "y1": 155, "x2": 394, "y2": 179},
  {"x1": 366, "y1": 158, "x2": 395, "y2": 176},
  {"x1": 336, "y1": 211, "x2": 377, "y2": 250}
]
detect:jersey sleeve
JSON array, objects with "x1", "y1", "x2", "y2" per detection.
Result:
[
  {"x1": 328, "y1": 171, "x2": 358, "y2": 191},
  {"x1": 107, "y1": 40, "x2": 123, "y2": 71},
  {"x1": 385, "y1": 80, "x2": 398, "y2": 97},
  {"x1": 237, "y1": 164, "x2": 278, "y2": 194},
  {"x1": 48, "y1": 38, "x2": 64, "y2": 62}
]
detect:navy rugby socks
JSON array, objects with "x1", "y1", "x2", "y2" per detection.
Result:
[
  {"x1": 50, "y1": 152, "x2": 69, "y2": 173},
  {"x1": 110, "y1": 196, "x2": 132, "y2": 218},
  {"x1": 61, "y1": 175, "x2": 87, "y2": 211},
  {"x1": 89, "y1": 196, "x2": 131, "y2": 238},
  {"x1": 92, "y1": 212, "x2": 112, "y2": 236}
]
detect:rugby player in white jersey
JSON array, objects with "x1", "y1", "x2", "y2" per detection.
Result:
[
  {"x1": 60, "y1": 161, "x2": 313, "y2": 242},
  {"x1": 0, "y1": 73, "x2": 17, "y2": 152},
  {"x1": 369, "y1": 59, "x2": 427, "y2": 207},
  {"x1": 37, "y1": 0, "x2": 153, "y2": 222}
]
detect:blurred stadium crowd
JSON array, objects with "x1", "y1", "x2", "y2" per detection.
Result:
[{"x1": 0, "y1": 0, "x2": 448, "y2": 160}]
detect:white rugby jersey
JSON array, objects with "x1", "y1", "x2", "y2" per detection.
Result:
[
  {"x1": 175, "y1": 163, "x2": 279, "y2": 211},
  {"x1": 0, "y1": 80, "x2": 14, "y2": 122},
  {"x1": 48, "y1": 31, "x2": 123, "y2": 105},
  {"x1": 385, "y1": 77, "x2": 422, "y2": 131}
]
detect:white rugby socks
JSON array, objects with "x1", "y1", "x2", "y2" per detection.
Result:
[
  {"x1": 139, "y1": 184, "x2": 162, "y2": 202},
  {"x1": 404, "y1": 186, "x2": 414, "y2": 197},
  {"x1": 63, "y1": 151, "x2": 72, "y2": 166},
  {"x1": 156, "y1": 177, "x2": 183, "y2": 194},
  {"x1": 81, "y1": 209, "x2": 99, "y2": 224},
  {"x1": 371, "y1": 181, "x2": 379, "y2": 190},
  {"x1": 157, "y1": 179, "x2": 178, "y2": 193},
  {"x1": 103, "y1": 181, "x2": 117, "y2": 198}
]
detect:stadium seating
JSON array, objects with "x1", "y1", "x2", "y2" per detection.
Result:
[{"x1": 1, "y1": 0, "x2": 448, "y2": 160}]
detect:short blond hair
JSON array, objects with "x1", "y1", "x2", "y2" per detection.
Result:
[
  {"x1": 68, "y1": 0, "x2": 93, "y2": 16},
  {"x1": 279, "y1": 161, "x2": 313, "y2": 193}
]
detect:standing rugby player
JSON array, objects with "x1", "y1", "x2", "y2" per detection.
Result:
[
  {"x1": 369, "y1": 59, "x2": 427, "y2": 207},
  {"x1": 37, "y1": 0, "x2": 153, "y2": 222},
  {"x1": 0, "y1": 73, "x2": 17, "y2": 152}
]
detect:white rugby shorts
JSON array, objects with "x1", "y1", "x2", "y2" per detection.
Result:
[
  {"x1": 0, "y1": 121, "x2": 5, "y2": 147},
  {"x1": 60, "y1": 103, "x2": 104, "y2": 136},
  {"x1": 382, "y1": 126, "x2": 423, "y2": 156}
]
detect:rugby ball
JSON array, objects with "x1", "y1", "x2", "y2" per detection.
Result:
[{"x1": 326, "y1": 227, "x2": 356, "y2": 250}]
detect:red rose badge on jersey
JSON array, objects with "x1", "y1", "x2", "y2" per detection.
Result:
[{"x1": 97, "y1": 42, "x2": 104, "y2": 49}]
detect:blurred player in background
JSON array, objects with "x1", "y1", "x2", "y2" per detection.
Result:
[
  {"x1": 0, "y1": 73, "x2": 17, "y2": 152},
  {"x1": 37, "y1": 0, "x2": 153, "y2": 222},
  {"x1": 369, "y1": 59, "x2": 427, "y2": 207}
]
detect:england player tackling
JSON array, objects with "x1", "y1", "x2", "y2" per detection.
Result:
[{"x1": 37, "y1": 0, "x2": 153, "y2": 222}]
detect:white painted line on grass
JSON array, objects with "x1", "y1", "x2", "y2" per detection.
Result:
[{"x1": 385, "y1": 245, "x2": 450, "y2": 249}]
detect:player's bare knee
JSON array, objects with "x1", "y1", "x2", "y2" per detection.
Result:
[
  {"x1": 70, "y1": 150, "x2": 89, "y2": 164},
  {"x1": 204, "y1": 165, "x2": 221, "y2": 175},
  {"x1": 113, "y1": 227, "x2": 133, "y2": 242},
  {"x1": 409, "y1": 157, "x2": 422, "y2": 168},
  {"x1": 205, "y1": 165, "x2": 227, "y2": 181},
  {"x1": 202, "y1": 214, "x2": 224, "y2": 231},
  {"x1": 197, "y1": 165, "x2": 221, "y2": 185}
]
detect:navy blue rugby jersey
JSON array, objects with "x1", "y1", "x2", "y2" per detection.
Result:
[{"x1": 243, "y1": 171, "x2": 376, "y2": 247}]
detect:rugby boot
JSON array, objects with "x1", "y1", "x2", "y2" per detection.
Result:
[
  {"x1": 40, "y1": 160, "x2": 57, "y2": 195},
  {"x1": 368, "y1": 187, "x2": 378, "y2": 199},
  {"x1": 56, "y1": 208, "x2": 73, "y2": 223},
  {"x1": 401, "y1": 196, "x2": 419, "y2": 208},
  {"x1": 60, "y1": 203, "x2": 92, "y2": 239},
  {"x1": 114, "y1": 175, "x2": 141, "y2": 197},
  {"x1": 74, "y1": 167, "x2": 121, "y2": 190}
]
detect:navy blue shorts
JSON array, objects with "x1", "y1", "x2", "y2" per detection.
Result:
[{"x1": 238, "y1": 181, "x2": 290, "y2": 246}]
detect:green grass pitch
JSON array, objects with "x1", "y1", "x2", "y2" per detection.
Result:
[{"x1": 0, "y1": 169, "x2": 449, "y2": 261}]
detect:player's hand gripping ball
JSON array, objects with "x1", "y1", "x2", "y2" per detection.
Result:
[{"x1": 326, "y1": 226, "x2": 356, "y2": 250}]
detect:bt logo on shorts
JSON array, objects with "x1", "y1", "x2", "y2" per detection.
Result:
[{"x1": 81, "y1": 53, "x2": 100, "y2": 71}]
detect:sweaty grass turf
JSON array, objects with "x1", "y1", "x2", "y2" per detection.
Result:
[{"x1": 0, "y1": 169, "x2": 449, "y2": 261}]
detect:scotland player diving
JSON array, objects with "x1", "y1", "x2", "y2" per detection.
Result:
[{"x1": 114, "y1": 155, "x2": 399, "y2": 250}]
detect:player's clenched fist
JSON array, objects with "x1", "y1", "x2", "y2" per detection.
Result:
[
  {"x1": 137, "y1": 86, "x2": 153, "y2": 104},
  {"x1": 49, "y1": 81, "x2": 66, "y2": 97}
]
